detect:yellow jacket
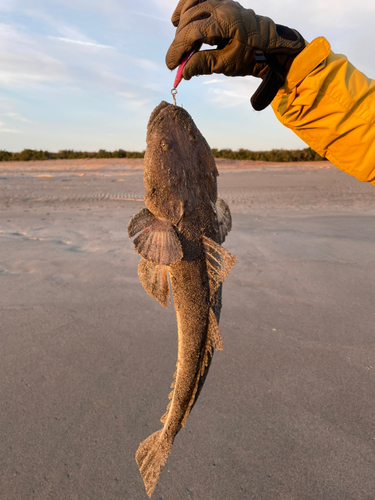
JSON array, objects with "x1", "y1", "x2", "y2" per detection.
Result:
[{"x1": 271, "y1": 37, "x2": 375, "y2": 185}]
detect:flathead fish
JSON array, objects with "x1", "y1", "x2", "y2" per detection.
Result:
[{"x1": 128, "y1": 101, "x2": 235, "y2": 497}]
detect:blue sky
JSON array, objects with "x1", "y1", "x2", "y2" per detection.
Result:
[{"x1": 1, "y1": 0, "x2": 375, "y2": 152}]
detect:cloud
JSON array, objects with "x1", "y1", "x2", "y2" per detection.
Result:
[
  {"x1": 0, "y1": 127, "x2": 20, "y2": 133},
  {"x1": 48, "y1": 36, "x2": 115, "y2": 50},
  {"x1": 29, "y1": 0, "x2": 121, "y2": 12},
  {"x1": 143, "y1": 82, "x2": 163, "y2": 92},
  {"x1": 0, "y1": 97, "x2": 17, "y2": 114},
  {"x1": 239, "y1": 0, "x2": 375, "y2": 27},
  {"x1": 204, "y1": 76, "x2": 260, "y2": 108},
  {"x1": 203, "y1": 78, "x2": 228, "y2": 85},
  {"x1": 0, "y1": 120, "x2": 18, "y2": 132},
  {"x1": 19, "y1": 7, "x2": 119, "y2": 53},
  {"x1": 212, "y1": 89, "x2": 249, "y2": 101},
  {"x1": 0, "y1": 24, "x2": 68, "y2": 86},
  {"x1": 119, "y1": 91, "x2": 151, "y2": 112},
  {"x1": 0, "y1": 0, "x2": 14, "y2": 12},
  {"x1": 118, "y1": 91, "x2": 137, "y2": 99},
  {"x1": 4, "y1": 112, "x2": 32, "y2": 122},
  {"x1": 123, "y1": 99, "x2": 151, "y2": 110},
  {"x1": 134, "y1": 12, "x2": 169, "y2": 23},
  {"x1": 0, "y1": 19, "x2": 159, "y2": 94},
  {"x1": 131, "y1": 57, "x2": 159, "y2": 71},
  {"x1": 153, "y1": 0, "x2": 176, "y2": 16}
]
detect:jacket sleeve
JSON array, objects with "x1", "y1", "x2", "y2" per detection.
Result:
[{"x1": 271, "y1": 37, "x2": 375, "y2": 185}]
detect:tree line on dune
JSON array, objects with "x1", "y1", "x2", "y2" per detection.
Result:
[
  {"x1": 0, "y1": 147, "x2": 325, "y2": 162},
  {"x1": 0, "y1": 149, "x2": 144, "y2": 161},
  {"x1": 211, "y1": 147, "x2": 325, "y2": 162}
]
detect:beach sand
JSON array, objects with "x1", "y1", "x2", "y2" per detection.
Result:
[{"x1": 1, "y1": 158, "x2": 375, "y2": 499}]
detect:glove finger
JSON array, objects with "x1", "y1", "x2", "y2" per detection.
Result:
[
  {"x1": 166, "y1": 17, "x2": 226, "y2": 70},
  {"x1": 181, "y1": 49, "x2": 226, "y2": 80},
  {"x1": 182, "y1": 39, "x2": 255, "y2": 79},
  {"x1": 171, "y1": 0, "x2": 189, "y2": 26},
  {"x1": 171, "y1": 0, "x2": 210, "y2": 27}
]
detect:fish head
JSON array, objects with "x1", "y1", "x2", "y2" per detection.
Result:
[{"x1": 144, "y1": 101, "x2": 218, "y2": 225}]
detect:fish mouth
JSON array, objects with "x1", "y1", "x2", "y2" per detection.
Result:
[
  {"x1": 147, "y1": 101, "x2": 174, "y2": 133},
  {"x1": 147, "y1": 100, "x2": 195, "y2": 140}
]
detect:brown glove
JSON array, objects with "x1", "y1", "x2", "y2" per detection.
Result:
[{"x1": 166, "y1": 0, "x2": 306, "y2": 110}]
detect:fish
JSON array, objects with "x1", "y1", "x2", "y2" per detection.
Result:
[{"x1": 127, "y1": 101, "x2": 236, "y2": 498}]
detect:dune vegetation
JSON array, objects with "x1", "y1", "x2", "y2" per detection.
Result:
[
  {"x1": 0, "y1": 147, "x2": 325, "y2": 162},
  {"x1": 211, "y1": 147, "x2": 325, "y2": 162},
  {"x1": 0, "y1": 149, "x2": 144, "y2": 161}
]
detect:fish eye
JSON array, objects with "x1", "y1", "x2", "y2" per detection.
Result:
[
  {"x1": 189, "y1": 133, "x2": 196, "y2": 145},
  {"x1": 160, "y1": 138, "x2": 171, "y2": 151}
]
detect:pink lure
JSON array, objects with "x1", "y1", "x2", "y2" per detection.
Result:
[{"x1": 173, "y1": 50, "x2": 196, "y2": 88}]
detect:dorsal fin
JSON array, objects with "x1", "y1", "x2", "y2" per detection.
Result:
[
  {"x1": 138, "y1": 259, "x2": 170, "y2": 308},
  {"x1": 160, "y1": 308, "x2": 225, "y2": 428},
  {"x1": 160, "y1": 364, "x2": 178, "y2": 424},
  {"x1": 202, "y1": 235, "x2": 236, "y2": 297},
  {"x1": 216, "y1": 198, "x2": 232, "y2": 243},
  {"x1": 133, "y1": 219, "x2": 183, "y2": 265},
  {"x1": 180, "y1": 308, "x2": 221, "y2": 427}
]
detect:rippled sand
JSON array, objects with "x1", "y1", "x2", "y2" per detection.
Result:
[{"x1": 1, "y1": 159, "x2": 375, "y2": 499}]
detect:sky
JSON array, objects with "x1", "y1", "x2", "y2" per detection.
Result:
[{"x1": 1, "y1": 0, "x2": 375, "y2": 152}]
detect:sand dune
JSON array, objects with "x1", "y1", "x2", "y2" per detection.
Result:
[{"x1": 1, "y1": 158, "x2": 375, "y2": 499}]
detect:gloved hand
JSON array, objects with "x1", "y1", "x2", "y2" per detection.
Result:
[{"x1": 166, "y1": 0, "x2": 306, "y2": 110}]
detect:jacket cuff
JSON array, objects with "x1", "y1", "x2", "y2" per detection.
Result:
[{"x1": 282, "y1": 37, "x2": 331, "y2": 90}]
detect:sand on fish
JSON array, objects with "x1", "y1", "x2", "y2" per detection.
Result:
[{"x1": 1, "y1": 158, "x2": 375, "y2": 500}]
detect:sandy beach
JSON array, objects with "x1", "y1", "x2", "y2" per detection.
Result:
[{"x1": 1, "y1": 158, "x2": 375, "y2": 500}]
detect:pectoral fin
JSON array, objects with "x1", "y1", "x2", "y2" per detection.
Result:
[
  {"x1": 216, "y1": 197, "x2": 232, "y2": 243},
  {"x1": 138, "y1": 259, "x2": 170, "y2": 308},
  {"x1": 202, "y1": 235, "x2": 236, "y2": 297},
  {"x1": 127, "y1": 208, "x2": 155, "y2": 238},
  {"x1": 133, "y1": 219, "x2": 183, "y2": 265}
]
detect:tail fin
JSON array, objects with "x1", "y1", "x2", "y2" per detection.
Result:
[{"x1": 135, "y1": 430, "x2": 172, "y2": 498}]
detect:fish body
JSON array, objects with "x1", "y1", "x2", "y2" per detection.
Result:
[{"x1": 128, "y1": 101, "x2": 235, "y2": 497}]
